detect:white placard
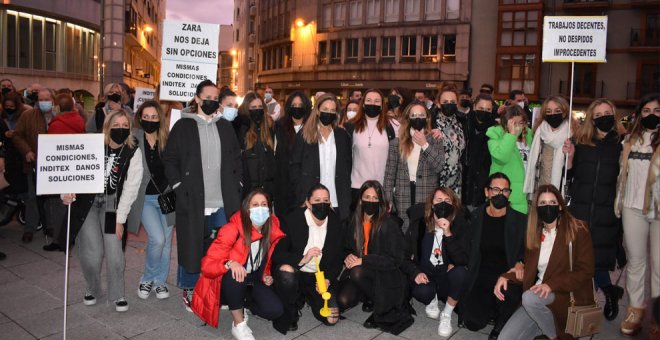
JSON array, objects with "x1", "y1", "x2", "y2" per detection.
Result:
[
  {"x1": 542, "y1": 16, "x2": 608, "y2": 63},
  {"x1": 36, "y1": 134, "x2": 105, "y2": 195},
  {"x1": 169, "y1": 108, "x2": 182, "y2": 131},
  {"x1": 160, "y1": 19, "x2": 219, "y2": 102},
  {"x1": 133, "y1": 87, "x2": 156, "y2": 112},
  {"x1": 160, "y1": 60, "x2": 217, "y2": 102}
]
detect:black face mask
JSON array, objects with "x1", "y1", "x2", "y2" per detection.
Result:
[
  {"x1": 110, "y1": 128, "x2": 130, "y2": 145},
  {"x1": 460, "y1": 99, "x2": 472, "y2": 108},
  {"x1": 433, "y1": 202, "x2": 454, "y2": 219},
  {"x1": 593, "y1": 115, "x2": 614, "y2": 133},
  {"x1": 537, "y1": 205, "x2": 560, "y2": 224},
  {"x1": 1, "y1": 88, "x2": 11, "y2": 96},
  {"x1": 27, "y1": 92, "x2": 38, "y2": 102},
  {"x1": 107, "y1": 93, "x2": 122, "y2": 103},
  {"x1": 406, "y1": 117, "x2": 425, "y2": 131},
  {"x1": 544, "y1": 114, "x2": 564, "y2": 129},
  {"x1": 364, "y1": 105, "x2": 381, "y2": 118},
  {"x1": 441, "y1": 103, "x2": 458, "y2": 116},
  {"x1": 387, "y1": 95, "x2": 401, "y2": 109},
  {"x1": 641, "y1": 114, "x2": 659, "y2": 130},
  {"x1": 141, "y1": 120, "x2": 160, "y2": 134},
  {"x1": 475, "y1": 110, "x2": 494, "y2": 124},
  {"x1": 288, "y1": 106, "x2": 306, "y2": 120},
  {"x1": 200, "y1": 100, "x2": 220, "y2": 116},
  {"x1": 490, "y1": 194, "x2": 509, "y2": 209},
  {"x1": 362, "y1": 200, "x2": 380, "y2": 216},
  {"x1": 319, "y1": 111, "x2": 337, "y2": 126},
  {"x1": 4, "y1": 108, "x2": 16, "y2": 116},
  {"x1": 238, "y1": 113, "x2": 251, "y2": 126},
  {"x1": 249, "y1": 108, "x2": 265, "y2": 124},
  {"x1": 311, "y1": 202, "x2": 331, "y2": 220}
]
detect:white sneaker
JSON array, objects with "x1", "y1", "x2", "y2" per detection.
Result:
[
  {"x1": 231, "y1": 320, "x2": 255, "y2": 340},
  {"x1": 137, "y1": 282, "x2": 153, "y2": 300},
  {"x1": 115, "y1": 298, "x2": 129, "y2": 312},
  {"x1": 154, "y1": 285, "x2": 169, "y2": 299},
  {"x1": 438, "y1": 312, "x2": 453, "y2": 337},
  {"x1": 425, "y1": 296, "x2": 440, "y2": 319}
]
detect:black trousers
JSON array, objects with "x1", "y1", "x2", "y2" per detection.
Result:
[
  {"x1": 336, "y1": 266, "x2": 375, "y2": 310},
  {"x1": 221, "y1": 271, "x2": 284, "y2": 321},
  {"x1": 412, "y1": 265, "x2": 468, "y2": 305},
  {"x1": 461, "y1": 273, "x2": 522, "y2": 332}
]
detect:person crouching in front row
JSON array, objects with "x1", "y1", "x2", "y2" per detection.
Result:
[{"x1": 191, "y1": 189, "x2": 285, "y2": 340}]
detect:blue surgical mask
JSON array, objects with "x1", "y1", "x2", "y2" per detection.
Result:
[
  {"x1": 249, "y1": 206, "x2": 270, "y2": 227},
  {"x1": 38, "y1": 101, "x2": 53, "y2": 112},
  {"x1": 264, "y1": 93, "x2": 273, "y2": 101},
  {"x1": 221, "y1": 107, "x2": 238, "y2": 122}
]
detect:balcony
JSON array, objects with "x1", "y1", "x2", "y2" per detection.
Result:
[
  {"x1": 559, "y1": 80, "x2": 604, "y2": 99},
  {"x1": 562, "y1": 0, "x2": 610, "y2": 10},
  {"x1": 630, "y1": 28, "x2": 660, "y2": 48},
  {"x1": 249, "y1": 5, "x2": 257, "y2": 17},
  {"x1": 248, "y1": 34, "x2": 256, "y2": 44}
]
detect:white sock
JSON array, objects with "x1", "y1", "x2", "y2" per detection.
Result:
[{"x1": 442, "y1": 303, "x2": 455, "y2": 316}]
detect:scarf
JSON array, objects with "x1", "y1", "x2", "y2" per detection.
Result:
[{"x1": 524, "y1": 120, "x2": 570, "y2": 193}]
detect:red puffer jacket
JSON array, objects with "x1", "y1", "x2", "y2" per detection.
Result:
[{"x1": 191, "y1": 211, "x2": 285, "y2": 328}]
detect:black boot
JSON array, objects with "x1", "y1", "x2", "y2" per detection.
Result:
[
  {"x1": 362, "y1": 299, "x2": 374, "y2": 312},
  {"x1": 603, "y1": 285, "x2": 624, "y2": 321}
]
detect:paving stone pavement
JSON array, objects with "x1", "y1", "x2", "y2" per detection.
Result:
[{"x1": 0, "y1": 221, "x2": 654, "y2": 339}]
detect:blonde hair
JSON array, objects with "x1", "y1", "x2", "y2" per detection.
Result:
[
  {"x1": 302, "y1": 93, "x2": 341, "y2": 145},
  {"x1": 103, "y1": 83, "x2": 124, "y2": 102},
  {"x1": 398, "y1": 102, "x2": 431, "y2": 160},
  {"x1": 103, "y1": 110, "x2": 136, "y2": 148},
  {"x1": 575, "y1": 98, "x2": 623, "y2": 146},
  {"x1": 533, "y1": 96, "x2": 570, "y2": 133},
  {"x1": 135, "y1": 100, "x2": 168, "y2": 152}
]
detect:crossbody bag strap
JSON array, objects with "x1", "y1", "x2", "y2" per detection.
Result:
[{"x1": 569, "y1": 240, "x2": 599, "y2": 307}]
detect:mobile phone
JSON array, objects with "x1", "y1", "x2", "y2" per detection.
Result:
[{"x1": 104, "y1": 211, "x2": 117, "y2": 234}]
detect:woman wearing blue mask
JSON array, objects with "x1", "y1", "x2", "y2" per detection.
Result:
[
  {"x1": 191, "y1": 189, "x2": 285, "y2": 340},
  {"x1": 219, "y1": 89, "x2": 239, "y2": 122}
]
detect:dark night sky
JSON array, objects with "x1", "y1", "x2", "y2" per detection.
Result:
[{"x1": 166, "y1": 0, "x2": 233, "y2": 25}]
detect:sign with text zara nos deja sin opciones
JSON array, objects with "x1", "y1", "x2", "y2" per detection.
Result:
[
  {"x1": 542, "y1": 16, "x2": 608, "y2": 63},
  {"x1": 160, "y1": 20, "x2": 219, "y2": 102}
]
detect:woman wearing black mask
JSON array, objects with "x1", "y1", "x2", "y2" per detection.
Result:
[
  {"x1": 562, "y1": 98, "x2": 626, "y2": 321},
  {"x1": 524, "y1": 96, "x2": 573, "y2": 195},
  {"x1": 237, "y1": 92, "x2": 278, "y2": 201},
  {"x1": 383, "y1": 102, "x2": 444, "y2": 233},
  {"x1": 273, "y1": 91, "x2": 312, "y2": 216},
  {"x1": 386, "y1": 87, "x2": 413, "y2": 136},
  {"x1": 403, "y1": 187, "x2": 470, "y2": 337},
  {"x1": 271, "y1": 184, "x2": 345, "y2": 333},
  {"x1": 290, "y1": 93, "x2": 352, "y2": 220},
  {"x1": 337, "y1": 180, "x2": 413, "y2": 334},
  {"x1": 460, "y1": 172, "x2": 527, "y2": 340},
  {"x1": 86, "y1": 83, "x2": 134, "y2": 133},
  {"x1": 432, "y1": 84, "x2": 465, "y2": 197},
  {"x1": 129, "y1": 100, "x2": 176, "y2": 301},
  {"x1": 62, "y1": 109, "x2": 143, "y2": 313}
]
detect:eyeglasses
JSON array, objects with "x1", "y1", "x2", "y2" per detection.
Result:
[{"x1": 488, "y1": 187, "x2": 512, "y2": 195}]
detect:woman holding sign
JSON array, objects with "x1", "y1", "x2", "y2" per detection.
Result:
[{"x1": 62, "y1": 109, "x2": 143, "y2": 312}]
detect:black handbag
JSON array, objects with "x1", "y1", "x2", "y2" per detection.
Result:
[{"x1": 150, "y1": 176, "x2": 176, "y2": 214}]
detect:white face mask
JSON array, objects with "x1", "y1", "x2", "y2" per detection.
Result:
[
  {"x1": 221, "y1": 107, "x2": 238, "y2": 121},
  {"x1": 346, "y1": 110, "x2": 357, "y2": 120},
  {"x1": 517, "y1": 101, "x2": 525, "y2": 109},
  {"x1": 270, "y1": 110, "x2": 280, "y2": 121},
  {"x1": 426, "y1": 100, "x2": 433, "y2": 110}
]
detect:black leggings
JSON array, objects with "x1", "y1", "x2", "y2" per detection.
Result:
[
  {"x1": 336, "y1": 266, "x2": 375, "y2": 310},
  {"x1": 412, "y1": 265, "x2": 468, "y2": 305},
  {"x1": 221, "y1": 271, "x2": 284, "y2": 321},
  {"x1": 461, "y1": 274, "x2": 522, "y2": 332},
  {"x1": 273, "y1": 268, "x2": 337, "y2": 325}
]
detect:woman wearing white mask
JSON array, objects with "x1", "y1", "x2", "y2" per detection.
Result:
[
  {"x1": 341, "y1": 99, "x2": 360, "y2": 127},
  {"x1": 219, "y1": 89, "x2": 239, "y2": 122}
]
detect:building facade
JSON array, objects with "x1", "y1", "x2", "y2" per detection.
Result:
[
  {"x1": 218, "y1": 24, "x2": 235, "y2": 91},
  {"x1": 234, "y1": 0, "x2": 471, "y2": 101},
  {"x1": 470, "y1": 0, "x2": 659, "y2": 109},
  {"x1": 122, "y1": 0, "x2": 164, "y2": 90}
]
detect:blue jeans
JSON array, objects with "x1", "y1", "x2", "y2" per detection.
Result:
[
  {"x1": 140, "y1": 195, "x2": 174, "y2": 286},
  {"x1": 177, "y1": 208, "x2": 227, "y2": 289}
]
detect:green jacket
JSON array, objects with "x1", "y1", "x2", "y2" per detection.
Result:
[{"x1": 486, "y1": 125, "x2": 533, "y2": 214}]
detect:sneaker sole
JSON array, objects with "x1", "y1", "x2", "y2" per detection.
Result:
[
  {"x1": 438, "y1": 330, "x2": 452, "y2": 337},
  {"x1": 426, "y1": 311, "x2": 440, "y2": 319},
  {"x1": 620, "y1": 327, "x2": 641, "y2": 336},
  {"x1": 185, "y1": 305, "x2": 192, "y2": 313},
  {"x1": 83, "y1": 299, "x2": 96, "y2": 306},
  {"x1": 137, "y1": 290, "x2": 150, "y2": 300},
  {"x1": 155, "y1": 292, "x2": 170, "y2": 299},
  {"x1": 116, "y1": 305, "x2": 129, "y2": 312}
]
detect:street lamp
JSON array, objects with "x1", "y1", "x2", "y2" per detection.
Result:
[
  {"x1": 144, "y1": 24, "x2": 153, "y2": 33},
  {"x1": 295, "y1": 19, "x2": 305, "y2": 28}
]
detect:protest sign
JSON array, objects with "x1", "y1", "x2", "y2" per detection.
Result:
[
  {"x1": 542, "y1": 16, "x2": 608, "y2": 63},
  {"x1": 133, "y1": 87, "x2": 156, "y2": 112}
]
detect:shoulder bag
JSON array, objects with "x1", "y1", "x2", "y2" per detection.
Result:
[{"x1": 565, "y1": 241, "x2": 603, "y2": 338}]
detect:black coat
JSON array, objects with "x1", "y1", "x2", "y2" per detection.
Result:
[
  {"x1": 241, "y1": 133, "x2": 277, "y2": 200},
  {"x1": 568, "y1": 132, "x2": 622, "y2": 271},
  {"x1": 273, "y1": 120, "x2": 298, "y2": 216},
  {"x1": 272, "y1": 207, "x2": 345, "y2": 286},
  {"x1": 464, "y1": 204, "x2": 527, "y2": 294},
  {"x1": 462, "y1": 112, "x2": 495, "y2": 206},
  {"x1": 289, "y1": 128, "x2": 352, "y2": 220},
  {"x1": 401, "y1": 203, "x2": 471, "y2": 278},
  {"x1": 162, "y1": 116, "x2": 243, "y2": 273}
]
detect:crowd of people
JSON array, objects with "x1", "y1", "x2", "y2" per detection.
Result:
[{"x1": 0, "y1": 76, "x2": 658, "y2": 340}]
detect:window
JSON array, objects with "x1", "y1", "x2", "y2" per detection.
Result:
[
  {"x1": 404, "y1": 0, "x2": 420, "y2": 21},
  {"x1": 446, "y1": 0, "x2": 459, "y2": 20},
  {"x1": 401, "y1": 35, "x2": 416, "y2": 62},
  {"x1": 45, "y1": 21, "x2": 57, "y2": 70},
  {"x1": 349, "y1": 1, "x2": 363, "y2": 26},
  {"x1": 7, "y1": 13, "x2": 17, "y2": 67},
  {"x1": 384, "y1": 0, "x2": 400, "y2": 22},
  {"x1": 497, "y1": 54, "x2": 536, "y2": 95},
  {"x1": 330, "y1": 40, "x2": 342, "y2": 64},
  {"x1": 236, "y1": 29, "x2": 240, "y2": 42},
  {"x1": 322, "y1": 5, "x2": 332, "y2": 29},
  {"x1": 284, "y1": 44, "x2": 292, "y2": 68},
  {"x1": 366, "y1": 0, "x2": 380, "y2": 24},
  {"x1": 500, "y1": 10, "x2": 538, "y2": 47},
  {"x1": 319, "y1": 41, "x2": 328, "y2": 64},
  {"x1": 571, "y1": 64, "x2": 597, "y2": 97},
  {"x1": 502, "y1": 0, "x2": 540, "y2": 3},
  {"x1": 19, "y1": 16, "x2": 31, "y2": 68},
  {"x1": 382, "y1": 36, "x2": 396, "y2": 63},
  {"x1": 346, "y1": 38, "x2": 359, "y2": 63},
  {"x1": 640, "y1": 63, "x2": 660, "y2": 96},
  {"x1": 33, "y1": 19, "x2": 43, "y2": 69},
  {"x1": 443, "y1": 34, "x2": 456, "y2": 62},
  {"x1": 425, "y1": 0, "x2": 441, "y2": 20},
  {"x1": 364, "y1": 37, "x2": 377, "y2": 62},
  {"x1": 334, "y1": 2, "x2": 346, "y2": 27},
  {"x1": 422, "y1": 35, "x2": 438, "y2": 62}
]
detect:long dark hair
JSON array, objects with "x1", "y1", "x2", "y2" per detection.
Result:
[
  {"x1": 500, "y1": 104, "x2": 529, "y2": 143},
  {"x1": 239, "y1": 189, "x2": 273, "y2": 257},
  {"x1": 351, "y1": 180, "x2": 389, "y2": 257},
  {"x1": 629, "y1": 93, "x2": 659, "y2": 149},
  {"x1": 135, "y1": 100, "x2": 168, "y2": 152},
  {"x1": 239, "y1": 91, "x2": 274, "y2": 150},
  {"x1": 353, "y1": 88, "x2": 389, "y2": 134},
  {"x1": 424, "y1": 187, "x2": 462, "y2": 233},
  {"x1": 282, "y1": 91, "x2": 311, "y2": 145},
  {"x1": 526, "y1": 184, "x2": 586, "y2": 250}
]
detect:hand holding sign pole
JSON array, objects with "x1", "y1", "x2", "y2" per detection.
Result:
[{"x1": 542, "y1": 16, "x2": 608, "y2": 198}]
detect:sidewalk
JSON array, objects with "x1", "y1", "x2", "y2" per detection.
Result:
[{"x1": 0, "y1": 221, "x2": 652, "y2": 339}]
